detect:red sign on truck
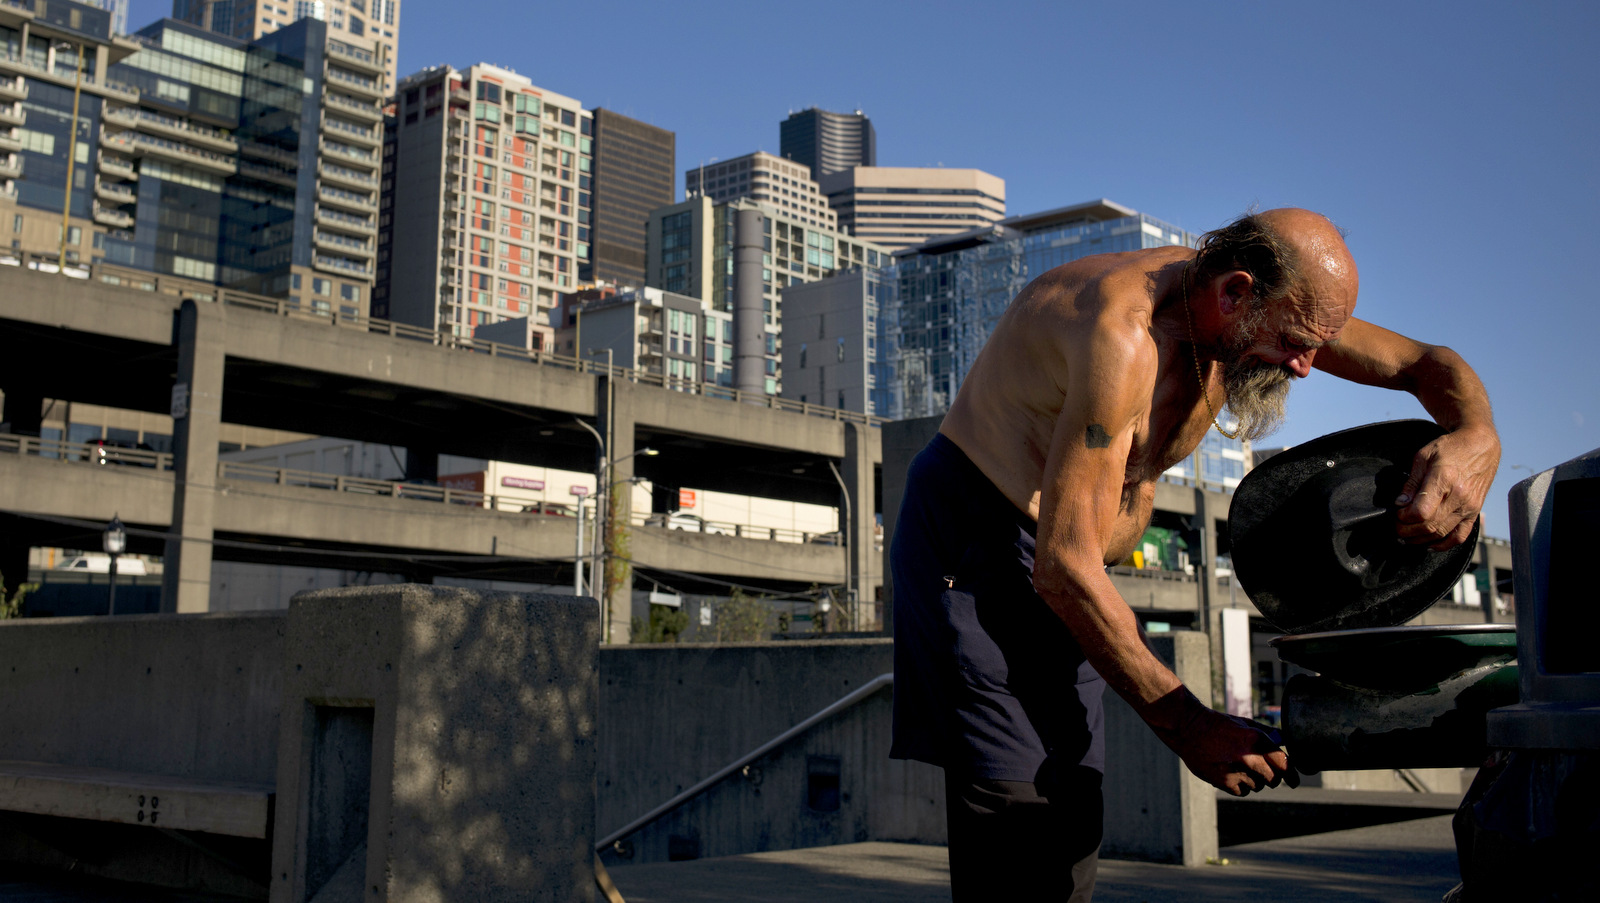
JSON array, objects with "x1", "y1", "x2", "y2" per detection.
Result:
[{"x1": 678, "y1": 489, "x2": 696, "y2": 509}]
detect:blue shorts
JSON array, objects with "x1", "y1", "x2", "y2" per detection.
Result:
[{"x1": 890, "y1": 433, "x2": 1106, "y2": 783}]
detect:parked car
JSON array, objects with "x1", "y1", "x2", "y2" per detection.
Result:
[
  {"x1": 523, "y1": 501, "x2": 577, "y2": 517},
  {"x1": 644, "y1": 512, "x2": 723, "y2": 534}
]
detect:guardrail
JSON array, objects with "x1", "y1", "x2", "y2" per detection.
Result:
[
  {"x1": 0, "y1": 433, "x2": 173, "y2": 469},
  {"x1": 0, "y1": 251, "x2": 891, "y2": 428}
]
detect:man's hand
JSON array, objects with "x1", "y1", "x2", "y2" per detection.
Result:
[
  {"x1": 1395, "y1": 424, "x2": 1501, "y2": 550},
  {"x1": 1142, "y1": 687, "x2": 1299, "y2": 796}
]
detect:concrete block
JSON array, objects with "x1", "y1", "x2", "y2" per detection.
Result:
[
  {"x1": 270, "y1": 585, "x2": 599, "y2": 903},
  {"x1": 1101, "y1": 631, "x2": 1220, "y2": 865},
  {"x1": 0, "y1": 759, "x2": 273, "y2": 838}
]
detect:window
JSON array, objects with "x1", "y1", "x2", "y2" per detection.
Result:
[
  {"x1": 312, "y1": 278, "x2": 331, "y2": 296},
  {"x1": 837, "y1": 338, "x2": 845, "y2": 362},
  {"x1": 799, "y1": 344, "x2": 807, "y2": 369},
  {"x1": 340, "y1": 284, "x2": 359, "y2": 301}
]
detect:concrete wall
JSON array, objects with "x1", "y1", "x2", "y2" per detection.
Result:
[
  {"x1": 0, "y1": 611, "x2": 286, "y2": 785},
  {"x1": 596, "y1": 639, "x2": 943, "y2": 867},
  {"x1": 596, "y1": 634, "x2": 1217, "y2": 868}
]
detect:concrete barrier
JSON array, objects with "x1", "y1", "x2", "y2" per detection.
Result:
[
  {"x1": 596, "y1": 633, "x2": 1218, "y2": 868},
  {"x1": 270, "y1": 585, "x2": 599, "y2": 903},
  {"x1": 0, "y1": 592, "x2": 1215, "y2": 897}
]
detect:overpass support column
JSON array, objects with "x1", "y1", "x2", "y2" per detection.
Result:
[
  {"x1": 162, "y1": 300, "x2": 224, "y2": 613},
  {"x1": 842, "y1": 423, "x2": 881, "y2": 631},
  {"x1": 0, "y1": 387, "x2": 43, "y2": 436},
  {"x1": 600, "y1": 379, "x2": 637, "y2": 644}
]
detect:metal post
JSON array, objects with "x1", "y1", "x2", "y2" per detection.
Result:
[
  {"x1": 58, "y1": 44, "x2": 84, "y2": 271},
  {"x1": 106, "y1": 553, "x2": 117, "y2": 615},
  {"x1": 827, "y1": 460, "x2": 853, "y2": 630},
  {"x1": 573, "y1": 501, "x2": 586, "y2": 598}
]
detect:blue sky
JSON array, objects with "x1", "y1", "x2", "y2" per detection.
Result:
[{"x1": 128, "y1": 0, "x2": 1599, "y2": 531}]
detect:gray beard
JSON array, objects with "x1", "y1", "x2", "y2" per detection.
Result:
[{"x1": 1217, "y1": 310, "x2": 1293, "y2": 442}]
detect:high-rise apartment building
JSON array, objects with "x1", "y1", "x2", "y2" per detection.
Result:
[
  {"x1": 683, "y1": 150, "x2": 835, "y2": 230},
  {"x1": 645, "y1": 195, "x2": 888, "y2": 395},
  {"x1": 778, "y1": 268, "x2": 888, "y2": 415},
  {"x1": 173, "y1": 0, "x2": 399, "y2": 89},
  {"x1": 1, "y1": 5, "x2": 383, "y2": 311},
  {"x1": 552, "y1": 286, "x2": 734, "y2": 390},
  {"x1": 818, "y1": 166, "x2": 1006, "y2": 253},
  {"x1": 584, "y1": 107, "x2": 673, "y2": 289},
  {"x1": 377, "y1": 64, "x2": 590, "y2": 347},
  {"x1": 780, "y1": 107, "x2": 874, "y2": 179}
]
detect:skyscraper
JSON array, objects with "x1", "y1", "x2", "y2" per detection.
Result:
[
  {"x1": 779, "y1": 107, "x2": 874, "y2": 179},
  {"x1": 683, "y1": 150, "x2": 835, "y2": 230},
  {"x1": 584, "y1": 108, "x2": 673, "y2": 289},
  {"x1": 377, "y1": 64, "x2": 591, "y2": 347},
  {"x1": 0, "y1": 5, "x2": 382, "y2": 311},
  {"x1": 172, "y1": 0, "x2": 400, "y2": 89},
  {"x1": 818, "y1": 166, "x2": 1006, "y2": 252},
  {"x1": 645, "y1": 195, "x2": 888, "y2": 396}
]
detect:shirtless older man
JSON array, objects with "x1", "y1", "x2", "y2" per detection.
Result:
[{"x1": 889, "y1": 209, "x2": 1500, "y2": 901}]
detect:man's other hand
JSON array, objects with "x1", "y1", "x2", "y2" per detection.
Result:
[{"x1": 1395, "y1": 425, "x2": 1501, "y2": 550}]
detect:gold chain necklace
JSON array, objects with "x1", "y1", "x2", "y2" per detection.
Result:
[{"x1": 1179, "y1": 262, "x2": 1243, "y2": 440}]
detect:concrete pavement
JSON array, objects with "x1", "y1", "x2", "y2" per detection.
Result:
[{"x1": 608, "y1": 815, "x2": 1460, "y2": 903}]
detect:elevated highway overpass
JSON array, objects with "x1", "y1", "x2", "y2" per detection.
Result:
[{"x1": 0, "y1": 259, "x2": 878, "y2": 639}]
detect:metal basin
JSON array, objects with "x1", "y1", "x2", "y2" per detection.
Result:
[{"x1": 1271, "y1": 623, "x2": 1515, "y2": 694}]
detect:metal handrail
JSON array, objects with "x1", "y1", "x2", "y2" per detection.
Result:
[{"x1": 595, "y1": 672, "x2": 893, "y2": 851}]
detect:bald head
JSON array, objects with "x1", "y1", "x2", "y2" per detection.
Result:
[{"x1": 1194, "y1": 207, "x2": 1359, "y2": 318}]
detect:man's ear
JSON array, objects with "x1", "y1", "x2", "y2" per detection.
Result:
[{"x1": 1217, "y1": 271, "x2": 1255, "y2": 316}]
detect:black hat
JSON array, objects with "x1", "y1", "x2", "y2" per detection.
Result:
[{"x1": 1228, "y1": 420, "x2": 1480, "y2": 635}]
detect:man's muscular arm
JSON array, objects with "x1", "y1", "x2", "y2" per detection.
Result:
[
  {"x1": 1030, "y1": 316, "x2": 1290, "y2": 796},
  {"x1": 1314, "y1": 319, "x2": 1500, "y2": 549}
]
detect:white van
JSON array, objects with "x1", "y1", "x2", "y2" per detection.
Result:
[{"x1": 54, "y1": 555, "x2": 148, "y2": 576}]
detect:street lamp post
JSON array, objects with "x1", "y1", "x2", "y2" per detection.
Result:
[
  {"x1": 56, "y1": 42, "x2": 85, "y2": 272},
  {"x1": 103, "y1": 515, "x2": 125, "y2": 615}
]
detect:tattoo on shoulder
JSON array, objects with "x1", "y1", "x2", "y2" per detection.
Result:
[{"x1": 1085, "y1": 424, "x2": 1112, "y2": 449}]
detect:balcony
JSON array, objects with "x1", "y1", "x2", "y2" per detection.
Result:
[
  {"x1": 318, "y1": 184, "x2": 376, "y2": 213},
  {"x1": 236, "y1": 159, "x2": 297, "y2": 188},
  {"x1": 0, "y1": 128, "x2": 18, "y2": 153},
  {"x1": 316, "y1": 159, "x2": 376, "y2": 189},
  {"x1": 315, "y1": 206, "x2": 374, "y2": 235},
  {"x1": 323, "y1": 90, "x2": 382, "y2": 123},
  {"x1": 325, "y1": 66, "x2": 382, "y2": 100},
  {"x1": 0, "y1": 75, "x2": 23, "y2": 102},
  {"x1": 94, "y1": 179, "x2": 136, "y2": 204},
  {"x1": 102, "y1": 105, "x2": 237, "y2": 153},
  {"x1": 314, "y1": 230, "x2": 373, "y2": 256},
  {"x1": 0, "y1": 51, "x2": 135, "y2": 103},
  {"x1": 318, "y1": 138, "x2": 378, "y2": 168},
  {"x1": 0, "y1": 154, "x2": 21, "y2": 179},
  {"x1": 321, "y1": 115, "x2": 379, "y2": 148},
  {"x1": 325, "y1": 39, "x2": 384, "y2": 76},
  {"x1": 102, "y1": 131, "x2": 237, "y2": 175},
  {"x1": 92, "y1": 205, "x2": 133, "y2": 228},
  {"x1": 0, "y1": 102, "x2": 22, "y2": 127},
  {"x1": 97, "y1": 153, "x2": 137, "y2": 179},
  {"x1": 0, "y1": 181, "x2": 14, "y2": 202},
  {"x1": 313, "y1": 254, "x2": 373, "y2": 277}
]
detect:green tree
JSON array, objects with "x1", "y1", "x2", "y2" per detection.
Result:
[
  {"x1": 1, "y1": 582, "x2": 37, "y2": 619},
  {"x1": 632, "y1": 603, "x2": 689, "y2": 644},
  {"x1": 712, "y1": 589, "x2": 771, "y2": 643}
]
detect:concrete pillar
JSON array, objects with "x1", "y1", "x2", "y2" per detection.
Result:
[
  {"x1": 162, "y1": 299, "x2": 223, "y2": 614},
  {"x1": 402, "y1": 446, "x2": 438, "y2": 484},
  {"x1": 731, "y1": 207, "x2": 766, "y2": 397},
  {"x1": 600, "y1": 379, "x2": 635, "y2": 643},
  {"x1": 1192, "y1": 487, "x2": 1226, "y2": 708},
  {"x1": 0, "y1": 514, "x2": 28, "y2": 605},
  {"x1": 270, "y1": 585, "x2": 599, "y2": 903},
  {"x1": 1101, "y1": 630, "x2": 1220, "y2": 865},
  {"x1": 0, "y1": 387, "x2": 43, "y2": 437},
  {"x1": 842, "y1": 423, "x2": 880, "y2": 631}
]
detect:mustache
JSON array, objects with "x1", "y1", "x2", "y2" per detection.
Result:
[{"x1": 1222, "y1": 358, "x2": 1293, "y2": 442}]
